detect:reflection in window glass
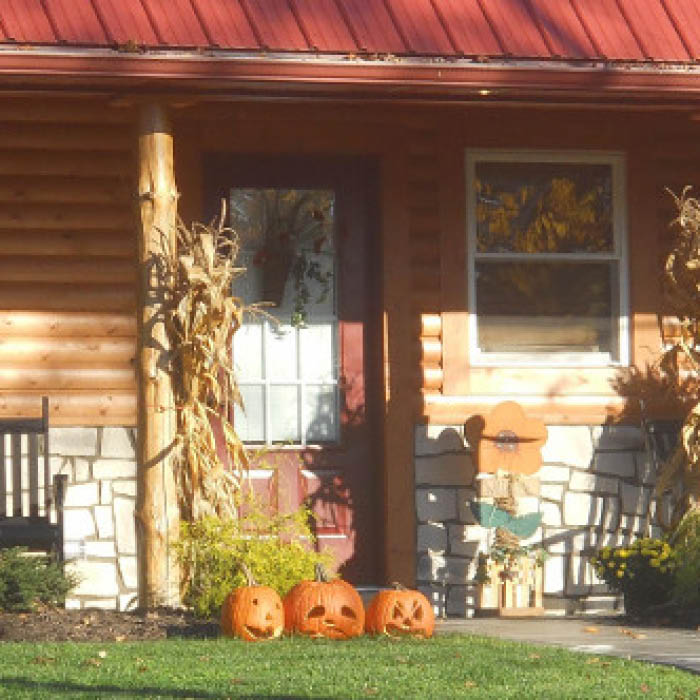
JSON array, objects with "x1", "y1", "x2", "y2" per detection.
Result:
[
  {"x1": 230, "y1": 188, "x2": 339, "y2": 444},
  {"x1": 476, "y1": 162, "x2": 613, "y2": 254},
  {"x1": 476, "y1": 261, "x2": 618, "y2": 356}
]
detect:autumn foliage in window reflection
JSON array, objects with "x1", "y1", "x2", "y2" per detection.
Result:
[{"x1": 475, "y1": 162, "x2": 613, "y2": 254}]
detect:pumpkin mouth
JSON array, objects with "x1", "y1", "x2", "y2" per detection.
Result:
[{"x1": 243, "y1": 625, "x2": 281, "y2": 640}]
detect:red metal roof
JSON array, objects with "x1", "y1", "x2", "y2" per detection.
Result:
[{"x1": 0, "y1": 0, "x2": 699, "y2": 63}]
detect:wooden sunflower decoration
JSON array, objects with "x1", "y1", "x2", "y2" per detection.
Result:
[{"x1": 476, "y1": 401, "x2": 547, "y2": 476}]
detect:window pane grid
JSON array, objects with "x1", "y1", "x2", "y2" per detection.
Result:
[{"x1": 235, "y1": 319, "x2": 339, "y2": 446}]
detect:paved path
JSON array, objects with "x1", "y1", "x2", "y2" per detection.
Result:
[{"x1": 435, "y1": 617, "x2": 700, "y2": 674}]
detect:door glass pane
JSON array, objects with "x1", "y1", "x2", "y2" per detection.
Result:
[
  {"x1": 266, "y1": 325, "x2": 297, "y2": 380},
  {"x1": 232, "y1": 321, "x2": 263, "y2": 380},
  {"x1": 234, "y1": 385, "x2": 265, "y2": 443},
  {"x1": 475, "y1": 260, "x2": 618, "y2": 356},
  {"x1": 269, "y1": 385, "x2": 300, "y2": 442},
  {"x1": 230, "y1": 188, "x2": 336, "y2": 323},
  {"x1": 304, "y1": 385, "x2": 338, "y2": 442},
  {"x1": 299, "y1": 323, "x2": 335, "y2": 381},
  {"x1": 475, "y1": 161, "x2": 614, "y2": 254}
]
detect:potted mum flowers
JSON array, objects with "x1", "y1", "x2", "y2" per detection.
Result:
[{"x1": 591, "y1": 538, "x2": 677, "y2": 616}]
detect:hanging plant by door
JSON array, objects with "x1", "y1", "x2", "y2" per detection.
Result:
[{"x1": 230, "y1": 188, "x2": 334, "y2": 326}]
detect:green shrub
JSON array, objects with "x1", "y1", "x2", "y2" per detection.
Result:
[
  {"x1": 175, "y1": 497, "x2": 334, "y2": 618},
  {"x1": 591, "y1": 538, "x2": 677, "y2": 616},
  {"x1": 670, "y1": 508, "x2": 700, "y2": 608},
  {"x1": 0, "y1": 548, "x2": 78, "y2": 611}
]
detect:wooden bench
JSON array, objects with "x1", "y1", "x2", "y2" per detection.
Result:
[{"x1": 0, "y1": 397, "x2": 67, "y2": 560}]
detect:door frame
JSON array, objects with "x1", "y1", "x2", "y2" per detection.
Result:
[{"x1": 204, "y1": 153, "x2": 384, "y2": 582}]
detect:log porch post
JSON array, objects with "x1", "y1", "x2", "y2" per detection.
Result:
[{"x1": 136, "y1": 101, "x2": 180, "y2": 608}]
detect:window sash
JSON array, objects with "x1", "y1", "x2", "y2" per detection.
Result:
[{"x1": 466, "y1": 150, "x2": 628, "y2": 366}]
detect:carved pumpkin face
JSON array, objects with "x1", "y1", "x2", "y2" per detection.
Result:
[
  {"x1": 284, "y1": 577, "x2": 365, "y2": 639},
  {"x1": 221, "y1": 585, "x2": 285, "y2": 642},
  {"x1": 365, "y1": 588, "x2": 435, "y2": 638}
]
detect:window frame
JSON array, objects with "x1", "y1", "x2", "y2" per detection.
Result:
[{"x1": 466, "y1": 149, "x2": 629, "y2": 368}]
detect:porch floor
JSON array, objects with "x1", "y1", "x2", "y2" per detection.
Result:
[{"x1": 436, "y1": 616, "x2": 700, "y2": 675}]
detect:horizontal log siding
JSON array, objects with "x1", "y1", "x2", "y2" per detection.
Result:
[
  {"x1": 406, "y1": 131, "x2": 444, "y2": 394},
  {"x1": 0, "y1": 98, "x2": 136, "y2": 425}
]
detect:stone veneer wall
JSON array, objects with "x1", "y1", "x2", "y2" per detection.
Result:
[
  {"x1": 415, "y1": 423, "x2": 672, "y2": 618},
  {"x1": 50, "y1": 427, "x2": 138, "y2": 611}
]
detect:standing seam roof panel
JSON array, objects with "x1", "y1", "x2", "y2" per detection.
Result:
[
  {"x1": 617, "y1": 0, "x2": 689, "y2": 60},
  {"x1": 528, "y1": 0, "x2": 597, "y2": 58},
  {"x1": 479, "y1": 0, "x2": 550, "y2": 57},
  {"x1": 190, "y1": 0, "x2": 257, "y2": 49},
  {"x1": 0, "y1": 0, "x2": 698, "y2": 62},
  {"x1": 91, "y1": 0, "x2": 160, "y2": 45},
  {"x1": 340, "y1": 0, "x2": 407, "y2": 54},
  {"x1": 387, "y1": 0, "x2": 453, "y2": 54},
  {"x1": 571, "y1": 0, "x2": 643, "y2": 60},
  {"x1": 1, "y1": 0, "x2": 55, "y2": 43},
  {"x1": 292, "y1": 0, "x2": 358, "y2": 52},
  {"x1": 145, "y1": 0, "x2": 209, "y2": 47},
  {"x1": 243, "y1": 0, "x2": 308, "y2": 51},
  {"x1": 662, "y1": 0, "x2": 700, "y2": 59},
  {"x1": 434, "y1": 0, "x2": 501, "y2": 56},
  {"x1": 44, "y1": 0, "x2": 107, "y2": 43}
]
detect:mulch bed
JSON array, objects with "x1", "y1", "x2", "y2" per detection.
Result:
[
  {"x1": 0, "y1": 607, "x2": 220, "y2": 643},
  {"x1": 3, "y1": 605, "x2": 700, "y2": 643}
]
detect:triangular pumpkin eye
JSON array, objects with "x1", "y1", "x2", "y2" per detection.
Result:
[
  {"x1": 341, "y1": 606, "x2": 357, "y2": 620},
  {"x1": 413, "y1": 605, "x2": 423, "y2": 621},
  {"x1": 392, "y1": 604, "x2": 404, "y2": 619},
  {"x1": 307, "y1": 606, "x2": 325, "y2": 619}
]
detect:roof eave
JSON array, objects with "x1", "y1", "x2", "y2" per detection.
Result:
[{"x1": 1, "y1": 51, "x2": 700, "y2": 104}]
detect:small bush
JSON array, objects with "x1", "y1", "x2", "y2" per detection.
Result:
[
  {"x1": 670, "y1": 508, "x2": 700, "y2": 608},
  {"x1": 175, "y1": 497, "x2": 334, "y2": 618},
  {"x1": 591, "y1": 538, "x2": 677, "y2": 616},
  {"x1": 0, "y1": 548, "x2": 78, "y2": 611}
]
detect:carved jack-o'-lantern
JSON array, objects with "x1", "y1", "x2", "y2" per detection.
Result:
[
  {"x1": 283, "y1": 565, "x2": 365, "y2": 639},
  {"x1": 365, "y1": 584, "x2": 435, "y2": 638},
  {"x1": 220, "y1": 564, "x2": 285, "y2": 642}
]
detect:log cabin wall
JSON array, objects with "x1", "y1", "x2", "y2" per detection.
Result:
[
  {"x1": 0, "y1": 95, "x2": 690, "y2": 604},
  {"x1": 0, "y1": 96, "x2": 137, "y2": 427},
  {"x1": 0, "y1": 96, "x2": 140, "y2": 610}
]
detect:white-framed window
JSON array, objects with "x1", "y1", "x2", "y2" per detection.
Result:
[
  {"x1": 466, "y1": 150, "x2": 628, "y2": 366},
  {"x1": 230, "y1": 188, "x2": 339, "y2": 446}
]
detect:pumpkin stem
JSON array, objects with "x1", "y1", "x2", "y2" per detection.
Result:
[
  {"x1": 391, "y1": 582, "x2": 407, "y2": 591},
  {"x1": 314, "y1": 563, "x2": 330, "y2": 583},
  {"x1": 239, "y1": 561, "x2": 257, "y2": 587}
]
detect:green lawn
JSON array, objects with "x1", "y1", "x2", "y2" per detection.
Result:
[{"x1": 0, "y1": 634, "x2": 697, "y2": 699}]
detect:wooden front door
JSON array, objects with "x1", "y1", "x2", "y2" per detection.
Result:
[{"x1": 207, "y1": 156, "x2": 381, "y2": 583}]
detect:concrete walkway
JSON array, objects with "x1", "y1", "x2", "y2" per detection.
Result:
[{"x1": 435, "y1": 616, "x2": 700, "y2": 674}]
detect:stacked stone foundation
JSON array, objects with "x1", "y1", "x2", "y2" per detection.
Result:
[
  {"x1": 50, "y1": 426, "x2": 138, "y2": 611},
  {"x1": 415, "y1": 423, "x2": 673, "y2": 618}
]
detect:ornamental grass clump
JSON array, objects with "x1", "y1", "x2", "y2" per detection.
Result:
[{"x1": 591, "y1": 538, "x2": 676, "y2": 616}]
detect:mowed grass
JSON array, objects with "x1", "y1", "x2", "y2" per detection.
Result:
[{"x1": 0, "y1": 634, "x2": 698, "y2": 699}]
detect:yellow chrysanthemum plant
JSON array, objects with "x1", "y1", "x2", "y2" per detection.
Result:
[{"x1": 591, "y1": 538, "x2": 677, "y2": 616}]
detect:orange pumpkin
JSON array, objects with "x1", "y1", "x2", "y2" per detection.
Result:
[
  {"x1": 220, "y1": 564, "x2": 284, "y2": 642},
  {"x1": 365, "y1": 584, "x2": 435, "y2": 638},
  {"x1": 283, "y1": 565, "x2": 364, "y2": 639}
]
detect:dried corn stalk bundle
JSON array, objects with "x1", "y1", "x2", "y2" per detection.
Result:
[
  {"x1": 159, "y1": 205, "x2": 251, "y2": 520},
  {"x1": 656, "y1": 188, "x2": 700, "y2": 527}
]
